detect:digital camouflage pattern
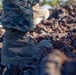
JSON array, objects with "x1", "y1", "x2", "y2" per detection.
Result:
[
  {"x1": 1, "y1": 0, "x2": 34, "y2": 32},
  {"x1": 1, "y1": 1, "x2": 49, "y2": 72},
  {"x1": 1, "y1": 30, "x2": 40, "y2": 66},
  {"x1": 1, "y1": 0, "x2": 40, "y2": 67}
]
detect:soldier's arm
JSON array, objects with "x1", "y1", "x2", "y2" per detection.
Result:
[
  {"x1": 2, "y1": 0, "x2": 32, "y2": 17},
  {"x1": 2, "y1": 0, "x2": 34, "y2": 32},
  {"x1": 2, "y1": 0, "x2": 20, "y2": 10}
]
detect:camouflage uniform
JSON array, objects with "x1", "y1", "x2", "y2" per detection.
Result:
[
  {"x1": 1, "y1": 0, "x2": 34, "y2": 32},
  {"x1": 1, "y1": 0, "x2": 53, "y2": 75},
  {"x1": 1, "y1": 0, "x2": 39, "y2": 67}
]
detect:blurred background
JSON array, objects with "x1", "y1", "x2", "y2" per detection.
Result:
[{"x1": 0, "y1": 0, "x2": 76, "y2": 8}]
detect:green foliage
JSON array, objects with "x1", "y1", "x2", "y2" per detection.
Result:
[
  {"x1": 0, "y1": 2, "x2": 2, "y2": 8},
  {"x1": 68, "y1": 0, "x2": 75, "y2": 3},
  {"x1": 43, "y1": 0, "x2": 60, "y2": 7},
  {"x1": 49, "y1": 0, "x2": 60, "y2": 6},
  {"x1": 42, "y1": 0, "x2": 76, "y2": 7}
]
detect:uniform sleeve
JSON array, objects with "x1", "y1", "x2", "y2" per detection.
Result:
[{"x1": 1, "y1": 0, "x2": 34, "y2": 32}]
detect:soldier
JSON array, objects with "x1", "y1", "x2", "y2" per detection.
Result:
[
  {"x1": 1, "y1": 0, "x2": 40, "y2": 71},
  {"x1": 1, "y1": 0, "x2": 52, "y2": 74}
]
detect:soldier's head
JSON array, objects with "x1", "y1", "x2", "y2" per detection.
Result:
[{"x1": 39, "y1": 50, "x2": 67, "y2": 75}]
